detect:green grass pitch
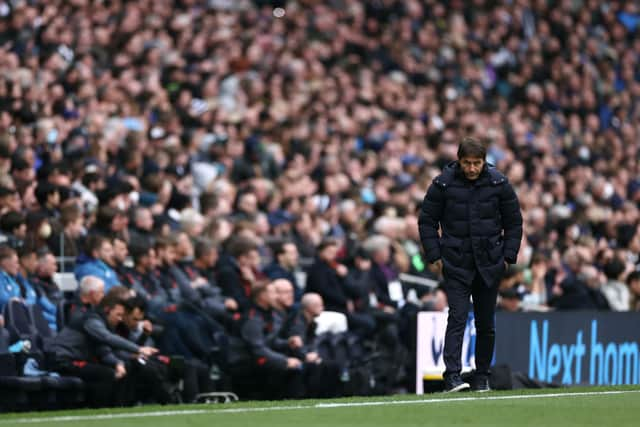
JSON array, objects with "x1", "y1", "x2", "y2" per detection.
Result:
[{"x1": 1, "y1": 386, "x2": 639, "y2": 427}]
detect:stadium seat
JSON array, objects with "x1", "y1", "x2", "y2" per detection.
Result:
[
  {"x1": 53, "y1": 273, "x2": 79, "y2": 292},
  {"x1": 3, "y1": 300, "x2": 38, "y2": 345},
  {"x1": 28, "y1": 304, "x2": 54, "y2": 340},
  {"x1": 56, "y1": 299, "x2": 74, "y2": 330},
  {"x1": 40, "y1": 375, "x2": 85, "y2": 409},
  {"x1": 0, "y1": 346, "x2": 86, "y2": 411},
  {"x1": 0, "y1": 352, "x2": 44, "y2": 411}
]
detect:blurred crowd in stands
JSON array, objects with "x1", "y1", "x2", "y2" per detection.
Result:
[{"x1": 0, "y1": 0, "x2": 640, "y2": 407}]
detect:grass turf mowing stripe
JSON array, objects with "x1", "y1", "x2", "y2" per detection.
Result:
[{"x1": 3, "y1": 389, "x2": 640, "y2": 424}]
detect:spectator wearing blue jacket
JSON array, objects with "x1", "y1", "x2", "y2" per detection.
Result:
[
  {"x1": 0, "y1": 244, "x2": 58, "y2": 331},
  {"x1": 0, "y1": 245, "x2": 21, "y2": 312},
  {"x1": 15, "y1": 273, "x2": 57, "y2": 331},
  {"x1": 18, "y1": 245, "x2": 57, "y2": 331},
  {"x1": 75, "y1": 235, "x2": 120, "y2": 292}
]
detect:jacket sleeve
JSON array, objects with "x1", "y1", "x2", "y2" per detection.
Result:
[
  {"x1": 268, "y1": 334, "x2": 290, "y2": 353},
  {"x1": 131, "y1": 281, "x2": 159, "y2": 311},
  {"x1": 200, "y1": 285, "x2": 227, "y2": 316},
  {"x1": 95, "y1": 344, "x2": 123, "y2": 367},
  {"x1": 418, "y1": 183, "x2": 445, "y2": 263},
  {"x1": 170, "y1": 266, "x2": 202, "y2": 307},
  {"x1": 306, "y1": 266, "x2": 348, "y2": 308},
  {"x1": 218, "y1": 267, "x2": 250, "y2": 311},
  {"x1": 344, "y1": 271, "x2": 370, "y2": 300},
  {"x1": 38, "y1": 294, "x2": 57, "y2": 317},
  {"x1": 372, "y1": 268, "x2": 396, "y2": 308},
  {"x1": 268, "y1": 314, "x2": 290, "y2": 352},
  {"x1": 499, "y1": 182, "x2": 523, "y2": 264},
  {"x1": 132, "y1": 277, "x2": 170, "y2": 316},
  {"x1": 0, "y1": 278, "x2": 15, "y2": 311},
  {"x1": 83, "y1": 316, "x2": 140, "y2": 354},
  {"x1": 241, "y1": 317, "x2": 288, "y2": 370},
  {"x1": 19, "y1": 278, "x2": 38, "y2": 306},
  {"x1": 283, "y1": 313, "x2": 306, "y2": 340}
]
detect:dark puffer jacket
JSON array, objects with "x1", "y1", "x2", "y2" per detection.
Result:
[{"x1": 418, "y1": 161, "x2": 523, "y2": 288}]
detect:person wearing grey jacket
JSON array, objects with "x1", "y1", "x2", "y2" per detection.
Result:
[
  {"x1": 48, "y1": 290, "x2": 157, "y2": 407},
  {"x1": 229, "y1": 282, "x2": 305, "y2": 400}
]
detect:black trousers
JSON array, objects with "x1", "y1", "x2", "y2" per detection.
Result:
[
  {"x1": 442, "y1": 272, "x2": 498, "y2": 377},
  {"x1": 229, "y1": 363, "x2": 305, "y2": 400},
  {"x1": 126, "y1": 358, "x2": 174, "y2": 404},
  {"x1": 56, "y1": 361, "x2": 124, "y2": 407},
  {"x1": 304, "y1": 360, "x2": 341, "y2": 398},
  {"x1": 182, "y1": 359, "x2": 216, "y2": 403}
]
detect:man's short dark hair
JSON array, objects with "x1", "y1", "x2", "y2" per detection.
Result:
[
  {"x1": 129, "y1": 241, "x2": 152, "y2": 263},
  {"x1": 457, "y1": 137, "x2": 486, "y2": 160},
  {"x1": 354, "y1": 246, "x2": 371, "y2": 261},
  {"x1": 604, "y1": 257, "x2": 626, "y2": 280},
  {"x1": 530, "y1": 252, "x2": 548, "y2": 265},
  {"x1": 250, "y1": 280, "x2": 270, "y2": 301},
  {"x1": 85, "y1": 234, "x2": 108, "y2": 257},
  {"x1": 82, "y1": 171, "x2": 102, "y2": 187},
  {"x1": 11, "y1": 157, "x2": 30, "y2": 173},
  {"x1": 627, "y1": 271, "x2": 640, "y2": 285},
  {"x1": 199, "y1": 192, "x2": 218, "y2": 214},
  {"x1": 272, "y1": 240, "x2": 293, "y2": 259},
  {"x1": 317, "y1": 238, "x2": 339, "y2": 252},
  {"x1": 35, "y1": 182, "x2": 59, "y2": 207},
  {"x1": 104, "y1": 285, "x2": 131, "y2": 301},
  {"x1": 0, "y1": 211, "x2": 25, "y2": 233},
  {"x1": 194, "y1": 238, "x2": 216, "y2": 260},
  {"x1": 154, "y1": 235, "x2": 172, "y2": 251},
  {"x1": 99, "y1": 292, "x2": 126, "y2": 311},
  {"x1": 0, "y1": 244, "x2": 16, "y2": 261},
  {"x1": 0, "y1": 141, "x2": 12, "y2": 159},
  {"x1": 227, "y1": 236, "x2": 258, "y2": 259},
  {"x1": 124, "y1": 295, "x2": 147, "y2": 313},
  {"x1": 112, "y1": 234, "x2": 127, "y2": 245},
  {"x1": 0, "y1": 186, "x2": 16, "y2": 198},
  {"x1": 17, "y1": 241, "x2": 38, "y2": 259},
  {"x1": 95, "y1": 206, "x2": 119, "y2": 230},
  {"x1": 60, "y1": 203, "x2": 82, "y2": 226},
  {"x1": 36, "y1": 246, "x2": 52, "y2": 259}
]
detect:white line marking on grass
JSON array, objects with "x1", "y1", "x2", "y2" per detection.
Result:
[
  {"x1": 316, "y1": 389, "x2": 640, "y2": 408},
  {"x1": 1, "y1": 409, "x2": 212, "y2": 424},
  {"x1": 4, "y1": 390, "x2": 640, "y2": 424}
]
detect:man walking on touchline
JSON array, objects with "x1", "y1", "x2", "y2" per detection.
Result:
[{"x1": 418, "y1": 137, "x2": 523, "y2": 392}]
